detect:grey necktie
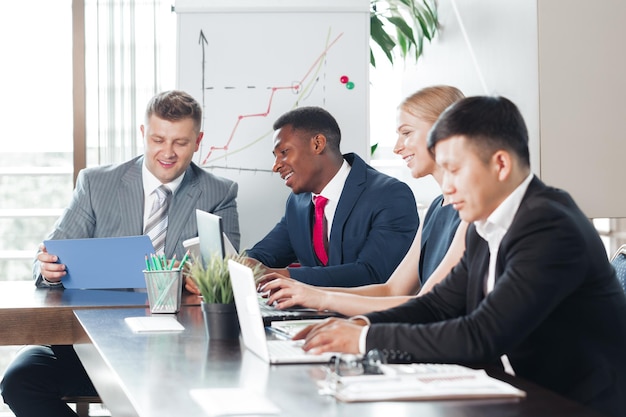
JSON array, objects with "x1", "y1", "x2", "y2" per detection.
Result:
[{"x1": 144, "y1": 185, "x2": 172, "y2": 254}]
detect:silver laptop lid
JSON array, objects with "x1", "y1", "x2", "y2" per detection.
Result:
[
  {"x1": 196, "y1": 209, "x2": 225, "y2": 267},
  {"x1": 229, "y1": 259, "x2": 272, "y2": 362}
]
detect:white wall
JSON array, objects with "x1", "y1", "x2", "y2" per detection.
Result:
[
  {"x1": 401, "y1": 0, "x2": 540, "y2": 170},
  {"x1": 386, "y1": 0, "x2": 626, "y2": 218},
  {"x1": 537, "y1": 0, "x2": 626, "y2": 218},
  {"x1": 370, "y1": 0, "x2": 539, "y2": 209}
]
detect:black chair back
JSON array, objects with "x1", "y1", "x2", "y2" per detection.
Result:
[{"x1": 610, "y1": 245, "x2": 626, "y2": 293}]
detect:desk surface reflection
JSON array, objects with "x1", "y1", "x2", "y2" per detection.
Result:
[{"x1": 74, "y1": 306, "x2": 602, "y2": 417}]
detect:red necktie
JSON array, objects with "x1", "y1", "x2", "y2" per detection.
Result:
[{"x1": 313, "y1": 195, "x2": 329, "y2": 265}]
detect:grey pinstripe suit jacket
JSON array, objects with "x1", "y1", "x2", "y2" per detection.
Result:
[{"x1": 34, "y1": 156, "x2": 240, "y2": 285}]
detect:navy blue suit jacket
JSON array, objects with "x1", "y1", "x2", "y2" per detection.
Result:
[
  {"x1": 246, "y1": 153, "x2": 418, "y2": 287},
  {"x1": 365, "y1": 177, "x2": 626, "y2": 417}
]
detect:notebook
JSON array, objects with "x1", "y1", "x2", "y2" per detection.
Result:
[
  {"x1": 44, "y1": 235, "x2": 154, "y2": 289},
  {"x1": 324, "y1": 363, "x2": 527, "y2": 402},
  {"x1": 228, "y1": 259, "x2": 337, "y2": 364}
]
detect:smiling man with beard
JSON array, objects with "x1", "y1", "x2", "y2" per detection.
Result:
[{"x1": 243, "y1": 106, "x2": 418, "y2": 288}]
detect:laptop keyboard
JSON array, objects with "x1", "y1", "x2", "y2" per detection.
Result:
[
  {"x1": 267, "y1": 340, "x2": 308, "y2": 357},
  {"x1": 258, "y1": 301, "x2": 301, "y2": 318}
]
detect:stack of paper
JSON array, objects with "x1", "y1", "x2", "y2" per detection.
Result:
[{"x1": 319, "y1": 363, "x2": 526, "y2": 402}]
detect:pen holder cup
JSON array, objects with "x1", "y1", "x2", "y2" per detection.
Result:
[{"x1": 144, "y1": 269, "x2": 183, "y2": 314}]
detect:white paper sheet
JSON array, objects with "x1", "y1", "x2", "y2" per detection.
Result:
[
  {"x1": 190, "y1": 388, "x2": 280, "y2": 416},
  {"x1": 124, "y1": 316, "x2": 184, "y2": 333}
]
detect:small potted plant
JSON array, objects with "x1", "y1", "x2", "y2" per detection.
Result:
[{"x1": 188, "y1": 252, "x2": 262, "y2": 340}]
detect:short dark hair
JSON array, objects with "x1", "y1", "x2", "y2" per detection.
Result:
[
  {"x1": 145, "y1": 90, "x2": 202, "y2": 133},
  {"x1": 272, "y1": 106, "x2": 341, "y2": 152},
  {"x1": 427, "y1": 96, "x2": 530, "y2": 167}
]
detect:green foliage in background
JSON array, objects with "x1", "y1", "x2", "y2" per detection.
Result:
[{"x1": 370, "y1": 0, "x2": 439, "y2": 67}]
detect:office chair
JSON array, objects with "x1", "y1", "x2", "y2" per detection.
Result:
[{"x1": 610, "y1": 244, "x2": 626, "y2": 293}]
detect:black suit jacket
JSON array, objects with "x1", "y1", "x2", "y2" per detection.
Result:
[{"x1": 365, "y1": 177, "x2": 626, "y2": 417}]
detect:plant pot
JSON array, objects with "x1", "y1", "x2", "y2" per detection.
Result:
[{"x1": 201, "y1": 301, "x2": 240, "y2": 340}]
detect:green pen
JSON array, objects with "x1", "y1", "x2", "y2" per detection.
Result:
[
  {"x1": 152, "y1": 254, "x2": 162, "y2": 271},
  {"x1": 178, "y1": 250, "x2": 190, "y2": 271},
  {"x1": 145, "y1": 254, "x2": 151, "y2": 271},
  {"x1": 167, "y1": 254, "x2": 177, "y2": 270}
]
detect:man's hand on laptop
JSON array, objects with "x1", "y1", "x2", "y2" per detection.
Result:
[
  {"x1": 260, "y1": 275, "x2": 328, "y2": 311},
  {"x1": 293, "y1": 318, "x2": 363, "y2": 355},
  {"x1": 240, "y1": 257, "x2": 290, "y2": 279},
  {"x1": 38, "y1": 244, "x2": 66, "y2": 284}
]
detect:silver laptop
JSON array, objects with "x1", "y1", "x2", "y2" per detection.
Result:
[
  {"x1": 195, "y1": 210, "x2": 238, "y2": 264},
  {"x1": 228, "y1": 259, "x2": 336, "y2": 364},
  {"x1": 196, "y1": 209, "x2": 226, "y2": 267}
]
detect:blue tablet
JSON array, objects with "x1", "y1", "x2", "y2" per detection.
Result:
[{"x1": 44, "y1": 235, "x2": 155, "y2": 289}]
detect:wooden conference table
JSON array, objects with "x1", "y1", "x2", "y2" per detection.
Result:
[
  {"x1": 0, "y1": 281, "x2": 200, "y2": 346},
  {"x1": 72, "y1": 306, "x2": 605, "y2": 417}
]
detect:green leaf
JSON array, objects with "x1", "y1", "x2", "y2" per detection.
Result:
[
  {"x1": 415, "y1": 14, "x2": 431, "y2": 41},
  {"x1": 370, "y1": 14, "x2": 396, "y2": 65},
  {"x1": 369, "y1": 0, "x2": 438, "y2": 67},
  {"x1": 387, "y1": 15, "x2": 416, "y2": 45}
]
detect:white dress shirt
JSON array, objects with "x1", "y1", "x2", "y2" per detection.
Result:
[
  {"x1": 474, "y1": 172, "x2": 533, "y2": 375},
  {"x1": 142, "y1": 162, "x2": 185, "y2": 228},
  {"x1": 312, "y1": 159, "x2": 351, "y2": 240}
]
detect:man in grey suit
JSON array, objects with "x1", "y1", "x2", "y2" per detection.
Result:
[
  {"x1": 1, "y1": 90, "x2": 240, "y2": 417},
  {"x1": 294, "y1": 96, "x2": 626, "y2": 417}
]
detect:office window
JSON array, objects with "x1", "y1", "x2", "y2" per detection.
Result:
[
  {"x1": 0, "y1": 0, "x2": 175, "y2": 282},
  {"x1": 84, "y1": 0, "x2": 176, "y2": 166},
  {"x1": 0, "y1": 0, "x2": 73, "y2": 280}
]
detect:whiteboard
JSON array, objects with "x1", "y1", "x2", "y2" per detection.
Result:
[{"x1": 175, "y1": 0, "x2": 370, "y2": 249}]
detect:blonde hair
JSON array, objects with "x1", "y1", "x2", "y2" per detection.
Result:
[{"x1": 399, "y1": 85, "x2": 465, "y2": 124}]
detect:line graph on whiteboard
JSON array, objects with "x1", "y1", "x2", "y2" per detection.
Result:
[
  {"x1": 187, "y1": 24, "x2": 365, "y2": 173},
  {"x1": 176, "y1": 9, "x2": 369, "y2": 248}
]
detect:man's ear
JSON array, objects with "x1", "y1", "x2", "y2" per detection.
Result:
[
  {"x1": 493, "y1": 150, "x2": 513, "y2": 181},
  {"x1": 194, "y1": 132, "x2": 204, "y2": 152},
  {"x1": 312, "y1": 134, "x2": 327, "y2": 154}
]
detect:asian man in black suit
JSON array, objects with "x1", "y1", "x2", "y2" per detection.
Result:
[{"x1": 294, "y1": 95, "x2": 626, "y2": 417}]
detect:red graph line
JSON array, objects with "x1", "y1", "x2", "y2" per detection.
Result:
[{"x1": 200, "y1": 32, "x2": 344, "y2": 165}]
